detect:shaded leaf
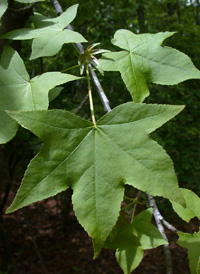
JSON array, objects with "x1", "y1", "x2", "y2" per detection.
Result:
[
  {"x1": 48, "y1": 87, "x2": 64, "y2": 102},
  {"x1": 94, "y1": 210, "x2": 143, "y2": 274},
  {"x1": 105, "y1": 209, "x2": 166, "y2": 274},
  {"x1": 6, "y1": 103, "x2": 185, "y2": 257},
  {"x1": 0, "y1": 46, "x2": 81, "y2": 144},
  {"x1": 0, "y1": 5, "x2": 87, "y2": 59},
  {"x1": 171, "y1": 188, "x2": 200, "y2": 222},
  {"x1": 132, "y1": 208, "x2": 167, "y2": 249},
  {"x1": 100, "y1": 30, "x2": 200, "y2": 102},
  {"x1": 177, "y1": 230, "x2": 200, "y2": 274}
]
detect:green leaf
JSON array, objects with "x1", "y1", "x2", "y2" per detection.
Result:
[
  {"x1": 100, "y1": 30, "x2": 200, "y2": 102},
  {"x1": 177, "y1": 230, "x2": 200, "y2": 274},
  {"x1": 105, "y1": 215, "x2": 143, "y2": 274},
  {"x1": 132, "y1": 208, "x2": 167, "y2": 249},
  {"x1": 115, "y1": 246, "x2": 143, "y2": 274},
  {"x1": 48, "y1": 87, "x2": 64, "y2": 102},
  {"x1": 6, "y1": 103, "x2": 185, "y2": 257},
  {"x1": 0, "y1": 5, "x2": 87, "y2": 59},
  {"x1": 104, "y1": 209, "x2": 166, "y2": 274},
  {"x1": 15, "y1": 0, "x2": 44, "y2": 3},
  {"x1": 0, "y1": 46, "x2": 81, "y2": 144},
  {"x1": 0, "y1": 0, "x2": 7, "y2": 19},
  {"x1": 171, "y1": 188, "x2": 200, "y2": 222}
]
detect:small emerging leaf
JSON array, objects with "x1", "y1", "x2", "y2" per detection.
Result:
[
  {"x1": 177, "y1": 230, "x2": 200, "y2": 274},
  {"x1": 78, "y1": 43, "x2": 108, "y2": 75},
  {"x1": 100, "y1": 30, "x2": 200, "y2": 102}
]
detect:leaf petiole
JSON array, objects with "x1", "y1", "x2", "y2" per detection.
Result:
[
  {"x1": 86, "y1": 64, "x2": 96, "y2": 126},
  {"x1": 61, "y1": 64, "x2": 80, "y2": 73}
]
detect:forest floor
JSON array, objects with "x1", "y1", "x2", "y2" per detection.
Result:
[{"x1": 0, "y1": 190, "x2": 200, "y2": 274}]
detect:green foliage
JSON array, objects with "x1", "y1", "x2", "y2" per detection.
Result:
[
  {"x1": 0, "y1": 0, "x2": 7, "y2": 19},
  {"x1": 1, "y1": 2, "x2": 200, "y2": 273},
  {"x1": 48, "y1": 87, "x2": 64, "y2": 102},
  {"x1": 171, "y1": 188, "x2": 200, "y2": 222},
  {"x1": 100, "y1": 30, "x2": 200, "y2": 103},
  {"x1": 0, "y1": 46, "x2": 81, "y2": 144},
  {"x1": 0, "y1": 5, "x2": 87, "y2": 59},
  {"x1": 177, "y1": 230, "x2": 200, "y2": 274},
  {"x1": 6, "y1": 103, "x2": 184, "y2": 257},
  {"x1": 105, "y1": 209, "x2": 167, "y2": 274}
]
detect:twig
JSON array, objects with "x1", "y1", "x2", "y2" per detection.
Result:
[
  {"x1": 147, "y1": 194, "x2": 173, "y2": 274},
  {"x1": 51, "y1": 0, "x2": 62, "y2": 15},
  {"x1": 162, "y1": 219, "x2": 179, "y2": 233},
  {"x1": 89, "y1": 65, "x2": 111, "y2": 112},
  {"x1": 75, "y1": 94, "x2": 89, "y2": 114},
  {"x1": 50, "y1": 0, "x2": 111, "y2": 112}
]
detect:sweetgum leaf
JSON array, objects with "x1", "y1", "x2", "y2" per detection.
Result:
[
  {"x1": 132, "y1": 208, "x2": 167, "y2": 249},
  {"x1": 6, "y1": 103, "x2": 185, "y2": 257},
  {"x1": 0, "y1": 0, "x2": 7, "y2": 19},
  {"x1": 0, "y1": 46, "x2": 81, "y2": 144},
  {"x1": 171, "y1": 188, "x2": 200, "y2": 222},
  {"x1": 100, "y1": 30, "x2": 200, "y2": 102},
  {"x1": 0, "y1": 5, "x2": 87, "y2": 59},
  {"x1": 177, "y1": 230, "x2": 200, "y2": 274},
  {"x1": 104, "y1": 209, "x2": 166, "y2": 274},
  {"x1": 105, "y1": 215, "x2": 143, "y2": 274}
]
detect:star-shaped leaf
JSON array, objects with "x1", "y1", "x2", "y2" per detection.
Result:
[
  {"x1": 104, "y1": 214, "x2": 143, "y2": 274},
  {"x1": 171, "y1": 188, "x2": 200, "y2": 222},
  {"x1": 99, "y1": 30, "x2": 200, "y2": 103},
  {"x1": 177, "y1": 230, "x2": 200, "y2": 274},
  {"x1": 6, "y1": 103, "x2": 185, "y2": 257},
  {"x1": 0, "y1": 0, "x2": 7, "y2": 19},
  {"x1": 0, "y1": 4, "x2": 87, "y2": 59},
  {"x1": 0, "y1": 46, "x2": 81, "y2": 144},
  {"x1": 104, "y1": 209, "x2": 167, "y2": 274}
]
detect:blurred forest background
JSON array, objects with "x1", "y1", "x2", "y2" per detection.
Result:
[{"x1": 0, "y1": 0, "x2": 200, "y2": 273}]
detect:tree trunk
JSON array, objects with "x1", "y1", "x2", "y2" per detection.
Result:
[{"x1": 136, "y1": 0, "x2": 146, "y2": 33}]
